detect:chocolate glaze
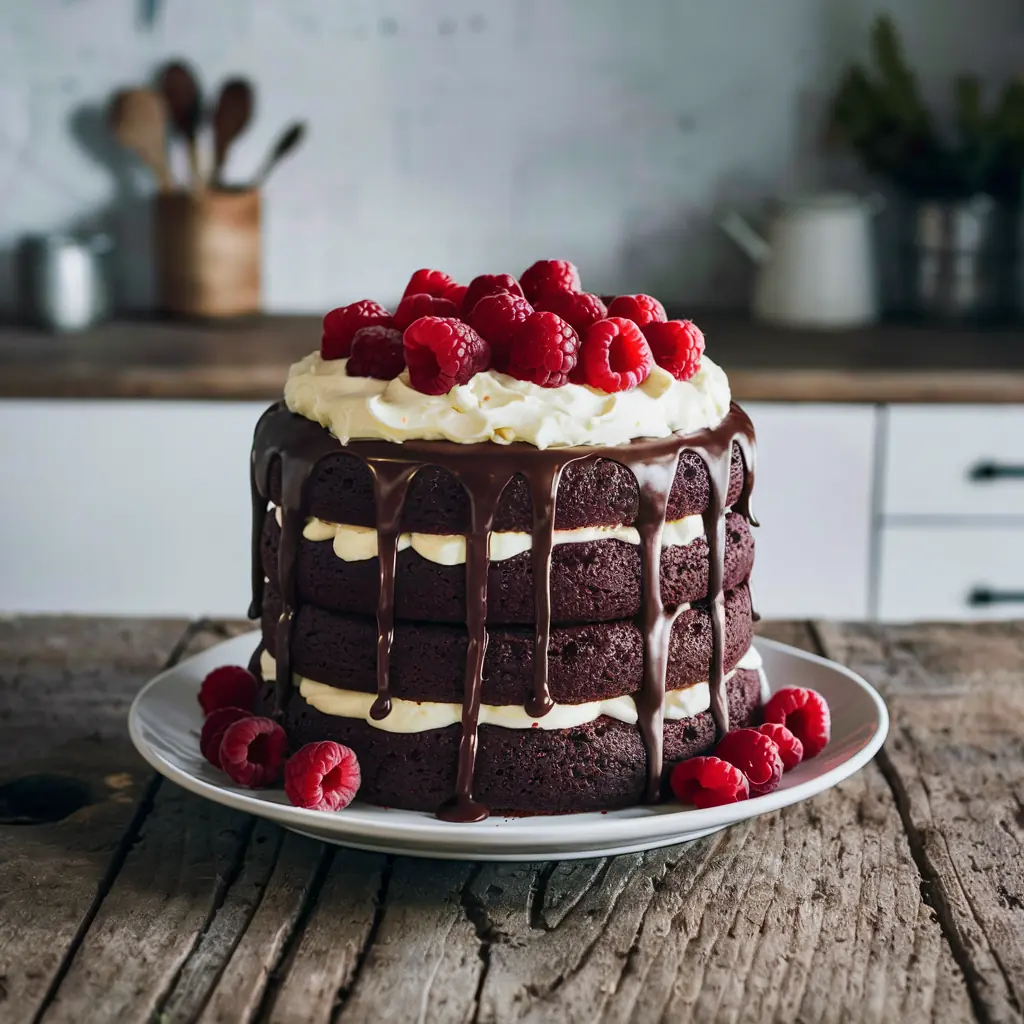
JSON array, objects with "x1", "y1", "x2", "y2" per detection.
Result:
[{"x1": 250, "y1": 400, "x2": 756, "y2": 821}]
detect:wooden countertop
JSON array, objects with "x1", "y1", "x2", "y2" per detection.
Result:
[
  {"x1": 2, "y1": 313, "x2": 1024, "y2": 403},
  {"x1": 2, "y1": 615, "x2": 1021, "y2": 1021}
]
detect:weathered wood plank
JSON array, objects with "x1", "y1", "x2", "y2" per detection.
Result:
[
  {"x1": 265, "y1": 849, "x2": 387, "y2": 1023},
  {"x1": 815, "y1": 619, "x2": 1024, "y2": 1024},
  {"x1": 0, "y1": 616, "x2": 191, "y2": 1024},
  {"x1": 196, "y1": 831, "x2": 327, "y2": 1024}
]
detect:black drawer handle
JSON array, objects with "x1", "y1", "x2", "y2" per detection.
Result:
[
  {"x1": 968, "y1": 587, "x2": 1024, "y2": 606},
  {"x1": 969, "y1": 461, "x2": 1024, "y2": 481}
]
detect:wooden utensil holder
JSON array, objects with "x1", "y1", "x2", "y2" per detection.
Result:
[{"x1": 155, "y1": 188, "x2": 260, "y2": 318}]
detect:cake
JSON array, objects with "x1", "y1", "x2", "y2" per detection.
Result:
[{"x1": 248, "y1": 263, "x2": 762, "y2": 821}]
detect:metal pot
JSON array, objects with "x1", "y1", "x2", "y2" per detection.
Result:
[
  {"x1": 904, "y1": 196, "x2": 1015, "y2": 321},
  {"x1": 18, "y1": 233, "x2": 114, "y2": 332}
]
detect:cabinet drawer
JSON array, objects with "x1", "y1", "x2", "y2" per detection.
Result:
[
  {"x1": 878, "y1": 524, "x2": 1024, "y2": 620},
  {"x1": 883, "y1": 405, "x2": 1024, "y2": 517}
]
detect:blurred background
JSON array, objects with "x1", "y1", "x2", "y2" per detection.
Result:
[{"x1": 1, "y1": 0, "x2": 1023, "y2": 623}]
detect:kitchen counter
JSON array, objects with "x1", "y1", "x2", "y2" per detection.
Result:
[
  {"x1": 2, "y1": 314, "x2": 1024, "y2": 402},
  {"x1": 2, "y1": 615, "x2": 1021, "y2": 1021}
]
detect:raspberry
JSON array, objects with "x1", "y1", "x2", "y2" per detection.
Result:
[
  {"x1": 763, "y1": 688, "x2": 831, "y2": 759},
  {"x1": 606, "y1": 293, "x2": 667, "y2": 327},
  {"x1": 461, "y1": 273, "x2": 525, "y2": 317},
  {"x1": 198, "y1": 665, "x2": 258, "y2": 717},
  {"x1": 393, "y1": 292, "x2": 459, "y2": 331},
  {"x1": 506, "y1": 311, "x2": 579, "y2": 388},
  {"x1": 403, "y1": 316, "x2": 491, "y2": 395},
  {"x1": 534, "y1": 291, "x2": 608, "y2": 335},
  {"x1": 402, "y1": 268, "x2": 457, "y2": 300},
  {"x1": 347, "y1": 325, "x2": 406, "y2": 380},
  {"x1": 285, "y1": 741, "x2": 362, "y2": 811},
  {"x1": 758, "y1": 723, "x2": 804, "y2": 771},
  {"x1": 578, "y1": 317, "x2": 653, "y2": 392},
  {"x1": 643, "y1": 319, "x2": 705, "y2": 381},
  {"x1": 670, "y1": 756, "x2": 749, "y2": 808},
  {"x1": 219, "y1": 716, "x2": 288, "y2": 788},
  {"x1": 444, "y1": 282, "x2": 469, "y2": 310},
  {"x1": 519, "y1": 259, "x2": 581, "y2": 302},
  {"x1": 200, "y1": 707, "x2": 252, "y2": 769},
  {"x1": 321, "y1": 300, "x2": 392, "y2": 360},
  {"x1": 469, "y1": 293, "x2": 533, "y2": 372},
  {"x1": 713, "y1": 728, "x2": 783, "y2": 796}
]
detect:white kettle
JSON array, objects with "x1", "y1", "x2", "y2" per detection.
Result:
[{"x1": 720, "y1": 192, "x2": 883, "y2": 329}]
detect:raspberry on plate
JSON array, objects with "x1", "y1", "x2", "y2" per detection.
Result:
[
  {"x1": 404, "y1": 316, "x2": 491, "y2": 395},
  {"x1": 534, "y1": 291, "x2": 608, "y2": 336},
  {"x1": 506, "y1": 311, "x2": 580, "y2": 388},
  {"x1": 461, "y1": 273, "x2": 525, "y2": 318},
  {"x1": 285, "y1": 740, "x2": 362, "y2": 811},
  {"x1": 402, "y1": 268, "x2": 457, "y2": 300},
  {"x1": 519, "y1": 259, "x2": 581, "y2": 302},
  {"x1": 200, "y1": 706, "x2": 252, "y2": 769},
  {"x1": 714, "y1": 728, "x2": 783, "y2": 796},
  {"x1": 763, "y1": 688, "x2": 831, "y2": 758},
  {"x1": 321, "y1": 300, "x2": 393, "y2": 360},
  {"x1": 670, "y1": 756, "x2": 750, "y2": 808},
  {"x1": 393, "y1": 292, "x2": 459, "y2": 331},
  {"x1": 757, "y1": 722, "x2": 804, "y2": 771},
  {"x1": 219, "y1": 716, "x2": 288, "y2": 788},
  {"x1": 469, "y1": 293, "x2": 533, "y2": 372},
  {"x1": 606, "y1": 293, "x2": 668, "y2": 327},
  {"x1": 347, "y1": 325, "x2": 406, "y2": 380},
  {"x1": 577, "y1": 317, "x2": 653, "y2": 392},
  {"x1": 643, "y1": 319, "x2": 705, "y2": 382},
  {"x1": 198, "y1": 665, "x2": 258, "y2": 718}
]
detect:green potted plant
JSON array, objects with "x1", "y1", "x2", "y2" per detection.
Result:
[{"x1": 829, "y1": 14, "x2": 1024, "y2": 319}]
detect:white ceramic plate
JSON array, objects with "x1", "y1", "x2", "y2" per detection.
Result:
[{"x1": 129, "y1": 632, "x2": 888, "y2": 861}]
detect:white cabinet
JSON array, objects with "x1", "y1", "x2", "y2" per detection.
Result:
[
  {"x1": 877, "y1": 404, "x2": 1024, "y2": 621},
  {"x1": 0, "y1": 399, "x2": 877, "y2": 620},
  {"x1": 743, "y1": 404, "x2": 877, "y2": 621},
  {"x1": 0, "y1": 400, "x2": 266, "y2": 616}
]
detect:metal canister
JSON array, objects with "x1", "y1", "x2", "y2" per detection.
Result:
[{"x1": 18, "y1": 233, "x2": 113, "y2": 332}]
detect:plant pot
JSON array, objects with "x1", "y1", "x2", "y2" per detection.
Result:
[{"x1": 901, "y1": 195, "x2": 1015, "y2": 321}]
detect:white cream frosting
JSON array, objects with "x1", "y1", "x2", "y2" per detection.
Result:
[
  {"x1": 259, "y1": 646, "x2": 763, "y2": 734},
  {"x1": 274, "y1": 505, "x2": 707, "y2": 565},
  {"x1": 284, "y1": 351, "x2": 731, "y2": 449}
]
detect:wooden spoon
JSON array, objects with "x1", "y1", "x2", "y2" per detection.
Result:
[
  {"x1": 108, "y1": 88, "x2": 173, "y2": 191},
  {"x1": 159, "y1": 61, "x2": 202, "y2": 189},
  {"x1": 211, "y1": 77, "x2": 254, "y2": 187},
  {"x1": 252, "y1": 121, "x2": 307, "y2": 186}
]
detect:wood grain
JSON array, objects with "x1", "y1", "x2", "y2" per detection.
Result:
[
  {"x1": 0, "y1": 617, "x2": 191, "y2": 1024},
  {"x1": 814, "y1": 619, "x2": 1024, "y2": 1024},
  {"x1": 1, "y1": 314, "x2": 1022, "y2": 402}
]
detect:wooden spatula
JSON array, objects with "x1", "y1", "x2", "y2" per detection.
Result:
[
  {"x1": 109, "y1": 88, "x2": 173, "y2": 191},
  {"x1": 211, "y1": 77, "x2": 254, "y2": 188},
  {"x1": 252, "y1": 121, "x2": 307, "y2": 186},
  {"x1": 159, "y1": 61, "x2": 202, "y2": 189}
]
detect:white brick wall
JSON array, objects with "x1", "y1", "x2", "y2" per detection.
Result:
[{"x1": 0, "y1": 0, "x2": 1020, "y2": 312}]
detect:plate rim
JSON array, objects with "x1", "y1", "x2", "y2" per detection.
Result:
[{"x1": 128, "y1": 631, "x2": 889, "y2": 857}]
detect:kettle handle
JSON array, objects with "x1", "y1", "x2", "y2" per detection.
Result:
[{"x1": 718, "y1": 210, "x2": 771, "y2": 264}]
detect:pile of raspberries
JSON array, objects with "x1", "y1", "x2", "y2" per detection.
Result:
[{"x1": 320, "y1": 260, "x2": 705, "y2": 396}]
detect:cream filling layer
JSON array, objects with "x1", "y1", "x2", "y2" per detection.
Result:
[
  {"x1": 274, "y1": 506, "x2": 707, "y2": 565},
  {"x1": 284, "y1": 352, "x2": 732, "y2": 449},
  {"x1": 260, "y1": 646, "x2": 764, "y2": 734}
]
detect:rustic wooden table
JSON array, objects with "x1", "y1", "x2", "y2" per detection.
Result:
[{"x1": 1, "y1": 617, "x2": 1021, "y2": 1024}]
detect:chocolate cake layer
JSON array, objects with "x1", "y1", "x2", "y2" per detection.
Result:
[
  {"x1": 261, "y1": 511, "x2": 754, "y2": 625},
  {"x1": 264, "y1": 412, "x2": 747, "y2": 533},
  {"x1": 260, "y1": 584, "x2": 753, "y2": 706},
  {"x1": 251, "y1": 663, "x2": 762, "y2": 814}
]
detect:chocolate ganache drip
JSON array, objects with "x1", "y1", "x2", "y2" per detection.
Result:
[{"x1": 250, "y1": 401, "x2": 756, "y2": 821}]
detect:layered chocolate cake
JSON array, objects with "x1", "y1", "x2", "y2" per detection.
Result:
[{"x1": 249, "y1": 263, "x2": 761, "y2": 820}]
